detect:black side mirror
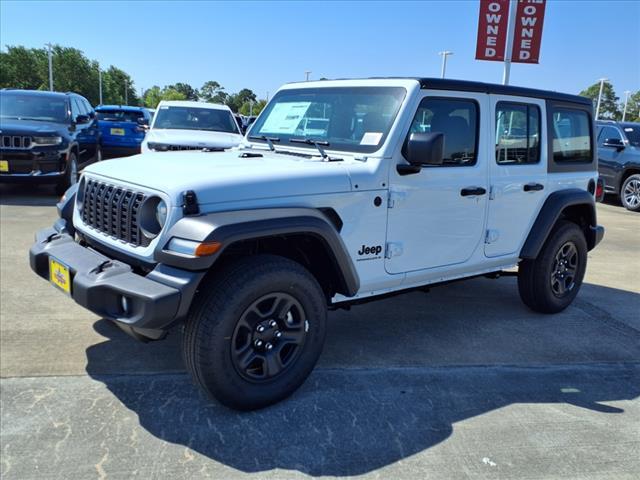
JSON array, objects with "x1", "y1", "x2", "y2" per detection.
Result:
[
  {"x1": 75, "y1": 114, "x2": 90, "y2": 124},
  {"x1": 137, "y1": 117, "x2": 149, "y2": 126},
  {"x1": 603, "y1": 138, "x2": 625, "y2": 151},
  {"x1": 399, "y1": 132, "x2": 444, "y2": 175}
]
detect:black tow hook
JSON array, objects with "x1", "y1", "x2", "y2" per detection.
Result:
[
  {"x1": 92, "y1": 260, "x2": 114, "y2": 274},
  {"x1": 44, "y1": 233, "x2": 62, "y2": 243}
]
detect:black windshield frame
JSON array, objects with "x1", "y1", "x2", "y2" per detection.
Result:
[{"x1": 247, "y1": 86, "x2": 407, "y2": 154}]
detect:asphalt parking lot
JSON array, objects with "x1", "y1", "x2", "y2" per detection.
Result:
[{"x1": 1, "y1": 184, "x2": 638, "y2": 480}]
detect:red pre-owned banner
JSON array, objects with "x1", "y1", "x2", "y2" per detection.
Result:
[
  {"x1": 511, "y1": 0, "x2": 546, "y2": 63},
  {"x1": 475, "y1": 0, "x2": 511, "y2": 61}
]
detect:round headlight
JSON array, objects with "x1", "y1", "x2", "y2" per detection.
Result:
[
  {"x1": 138, "y1": 196, "x2": 167, "y2": 239},
  {"x1": 156, "y1": 200, "x2": 168, "y2": 228}
]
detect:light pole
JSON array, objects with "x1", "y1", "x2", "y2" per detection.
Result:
[
  {"x1": 45, "y1": 43, "x2": 54, "y2": 91},
  {"x1": 622, "y1": 90, "x2": 631, "y2": 122},
  {"x1": 502, "y1": 0, "x2": 517, "y2": 85},
  {"x1": 438, "y1": 51, "x2": 453, "y2": 79},
  {"x1": 304, "y1": 71, "x2": 312, "y2": 82},
  {"x1": 124, "y1": 79, "x2": 128, "y2": 105},
  {"x1": 595, "y1": 78, "x2": 608, "y2": 120}
]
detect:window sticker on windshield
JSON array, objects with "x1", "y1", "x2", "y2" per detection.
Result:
[
  {"x1": 360, "y1": 132, "x2": 383, "y2": 146},
  {"x1": 259, "y1": 102, "x2": 312, "y2": 134},
  {"x1": 160, "y1": 106, "x2": 169, "y2": 109},
  {"x1": 625, "y1": 128, "x2": 634, "y2": 132}
]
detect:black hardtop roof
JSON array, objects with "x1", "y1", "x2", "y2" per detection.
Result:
[
  {"x1": 299, "y1": 77, "x2": 591, "y2": 106},
  {"x1": 596, "y1": 119, "x2": 640, "y2": 126},
  {"x1": 0, "y1": 88, "x2": 76, "y2": 99},
  {"x1": 415, "y1": 78, "x2": 591, "y2": 105}
]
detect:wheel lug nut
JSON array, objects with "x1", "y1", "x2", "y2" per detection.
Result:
[
  {"x1": 275, "y1": 331, "x2": 282, "y2": 338},
  {"x1": 269, "y1": 320, "x2": 277, "y2": 328},
  {"x1": 257, "y1": 325, "x2": 265, "y2": 333},
  {"x1": 265, "y1": 343, "x2": 273, "y2": 350},
  {"x1": 254, "y1": 339, "x2": 263, "y2": 347}
]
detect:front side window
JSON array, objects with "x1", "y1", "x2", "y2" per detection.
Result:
[
  {"x1": 249, "y1": 87, "x2": 406, "y2": 154},
  {"x1": 153, "y1": 106, "x2": 239, "y2": 134},
  {"x1": 0, "y1": 92, "x2": 69, "y2": 123},
  {"x1": 551, "y1": 108, "x2": 592, "y2": 163},
  {"x1": 598, "y1": 126, "x2": 623, "y2": 146},
  {"x1": 408, "y1": 97, "x2": 478, "y2": 166},
  {"x1": 495, "y1": 102, "x2": 540, "y2": 164},
  {"x1": 71, "y1": 98, "x2": 83, "y2": 119}
]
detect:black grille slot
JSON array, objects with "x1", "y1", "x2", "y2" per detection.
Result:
[
  {"x1": 1, "y1": 135, "x2": 32, "y2": 149},
  {"x1": 80, "y1": 179, "x2": 149, "y2": 247}
]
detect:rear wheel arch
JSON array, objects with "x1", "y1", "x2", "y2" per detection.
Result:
[{"x1": 521, "y1": 189, "x2": 598, "y2": 259}]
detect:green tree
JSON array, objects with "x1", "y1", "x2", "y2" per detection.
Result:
[
  {"x1": 579, "y1": 81, "x2": 620, "y2": 120},
  {"x1": 168, "y1": 82, "x2": 198, "y2": 101},
  {"x1": 621, "y1": 91, "x2": 640, "y2": 122},
  {"x1": 227, "y1": 88, "x2": 257, "y2": 113},
  {"x1": 101, "y1": 66, "x2": 138, "y2": 106},
  {"x1": 0, "y1": 45, "x2": 48, "y2": 90},
  {"x1": 200, "y1": 80, "x2": 227, "y2": 104},
  {"x1": 143, "y1": 86, "x2": 163, "y2": 108},
  {"x1": 239, "y1": 99, "x2": 267, "y2": 116},
  {"x1": 161, "y1": 87, "x2": 187, "y2": 101}
]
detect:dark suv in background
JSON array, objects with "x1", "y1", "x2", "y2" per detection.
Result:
[
  {"x1": 0, "y1": 89, "x2": 101, "y2": 194},
  {"x1": 596, "y1": 120, "x2": 640, "y2": 212}
]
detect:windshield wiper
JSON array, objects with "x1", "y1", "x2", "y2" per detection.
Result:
[
  {"x1": 248, "y1": 135, "x2": 280, "y2": 151},
  {"x1": 289, "y1": 138, "x2": 341, "y2": 161}
]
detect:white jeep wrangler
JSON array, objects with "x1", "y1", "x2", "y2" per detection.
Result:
[{"x1": 30, "y1": 78, "x2": 604, "y2": 410}]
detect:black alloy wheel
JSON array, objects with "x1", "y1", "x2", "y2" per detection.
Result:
[{"x1": 231, "y1": 293, "x2": 307, "y2": 382}]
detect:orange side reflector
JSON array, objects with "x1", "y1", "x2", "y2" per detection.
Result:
[{"x1": 194, "y1": 241, "x2": 222, "y2": 257}]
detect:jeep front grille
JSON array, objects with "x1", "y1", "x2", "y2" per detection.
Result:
[
  {"x1": 1, "y1": 135, "x2": 32, "y2": 149},
  {"x1": 80, "y1": 179, "x2": 149, "y2": 247}
]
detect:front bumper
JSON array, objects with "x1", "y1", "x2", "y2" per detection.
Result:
[
  {"x1": 0, "y1": 148, "x2": 68, "y2": 183},
  {"x1": 29, "y1": 224, "x2": 204, "y2": 339},
  {"x1": 592, "y1": 225, "x2": 605, "y2": 248}
]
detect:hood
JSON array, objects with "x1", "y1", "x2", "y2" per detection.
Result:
[
  {"x1": 0, "y1": 119, "x2": 67, "y2": 136},
  {"x1": 145, "y1": 128, "x2": 242, "y2": 148},
  {"x1": 84, "y1": 149, "x2": 353, "y2": 205}
]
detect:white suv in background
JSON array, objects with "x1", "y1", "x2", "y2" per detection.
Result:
[{"x1": 141, "y1": 100, "x2": 243, "y2": 152}]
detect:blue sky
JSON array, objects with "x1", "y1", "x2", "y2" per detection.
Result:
[{"x1": 1, "y1": 0, "x2": 638, "y2": 99}]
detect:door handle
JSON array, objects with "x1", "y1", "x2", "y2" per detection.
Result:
[
  {"x1": 524, "y1": 183, "x2": 544, "y2": 192},
  {"x1": 460, "y1": 187, "x2": 487, "y2": 197}
]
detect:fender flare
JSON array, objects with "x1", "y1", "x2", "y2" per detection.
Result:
[
  {"x1": 520, "y1": 188, "x2": 602, "y2": 260},
  {"x1": 155, "y1": 208, "x2": 360, "y2": 297}
]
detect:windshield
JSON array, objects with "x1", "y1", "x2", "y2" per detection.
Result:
[
  {"x1": 0, "y1": 92, "x2": 68, "y2": 123},
  {"x1": 153, "y1": 106, "x2": 239, "y2": 134},
  {"x1": 248, "y1": 86, "x2": 406, "y2": 154},
  {"x1": 623, "y1": 125, "x2": 640, "y2": 147},
  {"x1": 97, "y1": 109, "x2": 144, "y2": 122}
]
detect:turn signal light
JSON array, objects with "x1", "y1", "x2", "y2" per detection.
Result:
[
  {"x1": 166, "y1": 237, "x2": 222, "y2": 257},
  {"x1": 194, "y1": 241, "x2": 222, "y2": 257}
]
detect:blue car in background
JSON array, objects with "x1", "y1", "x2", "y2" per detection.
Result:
[{"x1": 95, "y1": 105, "x2": 151, "y2": 158}]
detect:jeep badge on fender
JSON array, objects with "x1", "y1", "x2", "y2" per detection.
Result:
[
  {"x1": 358, "y1": 244, "x2": 383, "y2": 256},
  {"x1": 29, "y1": 77, "x2": 604, "y2": 410}
]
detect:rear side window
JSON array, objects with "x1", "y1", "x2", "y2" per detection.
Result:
[
  {"x1": 495, "y1": 102, "x2": 540, "y2": 164},
  {"x1": 551, "y1": 108, "x2": 592, "y2": 163},
  {"x1": 408, "y1": 98, "x2": 478, "y2": 166}
]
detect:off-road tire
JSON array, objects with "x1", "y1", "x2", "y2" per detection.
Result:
[
  {"x1": 620, "y1": 174, "x2": 640, "y2": 212},
  {"x1": 55, "y1": 152, "x2": 78, "y2": 196},
  {"x1": 183, "y1": 254, "x2": 327, "y2": 410},
  {"x1": 518, "y1": 220, "x2": 587, "y2": 314}
]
